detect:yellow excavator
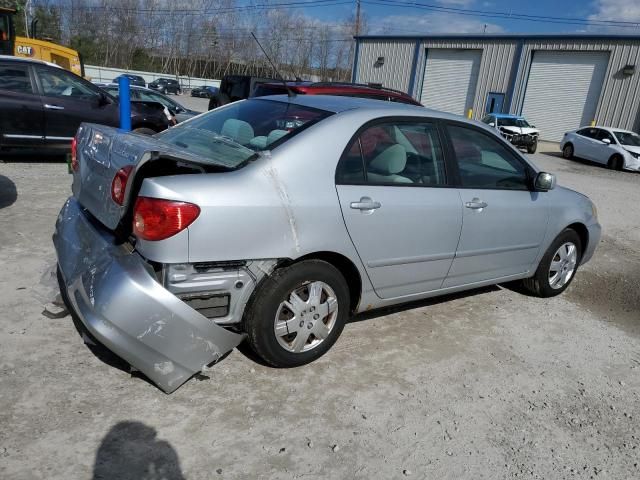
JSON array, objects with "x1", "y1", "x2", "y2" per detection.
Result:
[{"x1": 0, "y1": 5, "x2": 83, "y2": 76}]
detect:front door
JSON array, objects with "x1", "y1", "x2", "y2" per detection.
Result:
[
  {"x1": 442, "y1": 123, "x2": 549, "y2": 288},
  {"x1": 0, "y1": 62, "x2": 44, "y2": 146},
  {"x1": 336, "y1": 120, "x2": 462, "y2": 299},
  {"x1": 34, "y1": 65, "x2": 119, "y2": 142}
]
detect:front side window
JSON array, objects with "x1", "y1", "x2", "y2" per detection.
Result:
[
  {"x1": 448, "y1": 124, "x2": 530, "y2": 190},
  {"x1": 613, "y1": 131, "x2": 640, "y2": 147},
  {"x1": 0, "y1": 64, "x2": 33, "y2": 94},
  {"x1": 37, "y1": 67, "x2": 98, "y2": 98},
  {"x1": 156, "y1": 99, "x2": 332, "y2": 167},
  {"x1": 596, "y1": 129, "x2": 615, "y2": 144},
  {"x1": 336, "y1": 121, "x2": 446, "y2": 186}
]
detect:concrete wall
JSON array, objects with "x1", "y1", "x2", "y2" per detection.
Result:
[{"x1": 84, "y1": 65, "x2": 220, "y2": 89}]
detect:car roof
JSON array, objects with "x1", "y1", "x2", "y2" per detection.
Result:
[
  {"x1": 492, "y1": 113, "x2": 524, "y2": 119},
  {"x1": 0, "y1": 55, "x2": 61, "y2": 69},
  {"x1": 257, "y1": 94, "x2": 466, "y2": 121}
]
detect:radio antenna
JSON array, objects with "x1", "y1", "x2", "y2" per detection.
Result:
[{"x1": 251, "y1": 32, "x2": 295, "y2": 98}]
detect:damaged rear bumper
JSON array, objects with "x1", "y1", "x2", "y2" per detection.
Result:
[{"x1": 53, "y1": 197, "x2": 244, "y2": 393}]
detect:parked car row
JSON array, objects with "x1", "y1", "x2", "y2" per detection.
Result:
[{"x1": 207, "y1": 75, "x2": 422, "y2": 110}]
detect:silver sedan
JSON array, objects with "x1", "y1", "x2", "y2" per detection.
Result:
[{"x1": 54, "y1": 95, "x2": 601, "y2": 392}]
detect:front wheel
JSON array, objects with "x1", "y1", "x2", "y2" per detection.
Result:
[
  {"x1": 607, "y1": 154, "x2": 623, "y2": 170},
  {"x1": 520, "y1": 229, "x2": 582, "y2": 297},
  {"x1": 133, "y1": 127, "x2": 156, "y2": 135},
  {"x1": 244, "y1": 260, "x2": 350, "y2": 367},
  {"x1": 527, "y1": 140, "x2": 538, "y2": 154}
]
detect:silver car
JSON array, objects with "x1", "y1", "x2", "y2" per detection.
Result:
[{"x1": 54, "y1": 95, "x2": 601, "y2": 392}]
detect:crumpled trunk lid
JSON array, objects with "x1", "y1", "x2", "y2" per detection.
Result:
[{"x1": 71, "y1": 123, "x2": 225, "y2": 231}]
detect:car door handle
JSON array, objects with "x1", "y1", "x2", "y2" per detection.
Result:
[
  {"x1": 465, "y1": 198, "x2": 488, "y2": 210},
  {"x1": 350, "y1": 197, "x2": 381, "y2": 210},
  {"x1": 44, "y1": 104, "x2": 65, "y2": 110}
]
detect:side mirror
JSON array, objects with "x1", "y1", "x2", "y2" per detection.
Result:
[
  {"x1": 534, "y1": 172, "x2": 556, "y2": 192},
  {"x1": 488, "y1": 122, "x2": 495, "y2": 127},
  {"x1": 97, "y1": 92, "x2": 111, "y2": 106},
  {"x1": 602, "y1": 138, "x2": 611, "y2": 145}
]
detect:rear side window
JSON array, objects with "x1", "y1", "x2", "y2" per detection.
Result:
[
  {"x1": 577, "y1": 128, "x2": 598, "y2": 139},
  {"x1": 0, "y1": 64, "x2": 33, "y2": 94},
  {"x1": 337, "y1": 121, "x2": 446, "y2": 186},
  {"x1": 448, "y1": 124, "x2": 529, "y2": 190},
  {"x1": 37, "y1": 67, "x2": 99, "y2": 98}
]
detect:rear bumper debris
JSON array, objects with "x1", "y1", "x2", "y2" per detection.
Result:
[{"x1": 53, "y1": 197, "x2": 245, "y2": 393}]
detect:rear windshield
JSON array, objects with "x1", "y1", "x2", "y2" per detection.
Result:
[{"x1": 155, "y1": 99, "x2": 332, "y2": 167}]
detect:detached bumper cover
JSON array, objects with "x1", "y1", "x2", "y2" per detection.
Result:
[{"x1": 53, "y1": 197, "x2": 244, "y2": 393}]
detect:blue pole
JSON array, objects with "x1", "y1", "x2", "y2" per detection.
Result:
[{"x1": 118, "y1": 76, "x2": 131, "y2": 131}]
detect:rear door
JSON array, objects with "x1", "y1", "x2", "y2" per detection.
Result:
[
  {"x1": 573, "y1": 127, "x2": 601, "y2": 161},
  {"x1": 34, "y1": 65, "x2": 119, "y2": 142},
  {"x1": 0, "y1": 62, "x2": 44, "y2": 146},
  {"x1": 442, "y1": 122, "x2": 548, "y2": 287},
  {"x1": 336, "y1": 119, "x2": 462, "y2": 299}
]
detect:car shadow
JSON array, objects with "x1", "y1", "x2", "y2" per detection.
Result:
[
  {"x1": 92, "y1": 421, "x2": 186, "y2": 480},
  {"x1": 349, "y1": 285, "x2": 500, "y2": 323},
  {"x1": 0, "y1": 175, "x2": 17, "y2": 209},
  {"x1": 542, "y1": 150, "x2": 610, "y2": 170}
]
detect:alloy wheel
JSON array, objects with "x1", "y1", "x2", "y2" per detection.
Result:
[
  {"x1": 548, "y1": 242, "x2": 578, "y2": 289},
  {"x1": 274, "y1": 281, "x2": 339, "y2": 353}
]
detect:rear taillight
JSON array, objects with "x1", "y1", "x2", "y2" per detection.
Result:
[
  {"x1": 133, "y1": 197, "x2": 200, "y2": 241},
  {"x1": 70, "y1": 136, "x2": 78, "y2": 172},
  {"x1": 111, "y1": 165, "x2": 134, "y2": 206}
]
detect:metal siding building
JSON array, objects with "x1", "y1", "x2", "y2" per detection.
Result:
[{"x1": 354, "y1": 34, "x2": 640, "y2": 140}]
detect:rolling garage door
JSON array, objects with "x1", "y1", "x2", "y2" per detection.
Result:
[
  {"x1": 420, "y1": 49, "x2": 482, "y2": 116},
  {"x1": 522, "y1": 51, "x2": 609, "y2": 141}
]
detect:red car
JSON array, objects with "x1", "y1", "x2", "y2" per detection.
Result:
[{"x1": 253, "y1": 81, "x2": 422, "y2": 106}]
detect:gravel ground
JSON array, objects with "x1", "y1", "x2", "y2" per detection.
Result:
[{"x1": 0, "y1": 135, "x2": 639, "y2": 479}]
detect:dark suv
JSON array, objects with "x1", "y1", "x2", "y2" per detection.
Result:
[
  {"x1": 148, "y1": 78, "x2": 182, "y2": 95},
  {"x1": 112, "y1": 74, "x2": 146, "y2": 88},
  {"x1": 209, "y1": 77, "x2": 421, "y2": 110},
  {"x1": 0, "y1": 57, "x2": 170, "y2": 150}
]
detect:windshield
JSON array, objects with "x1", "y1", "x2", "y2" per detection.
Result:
[
  {"x1": 155, "y1": 99, "x2": 332, "y2": 167},
  {"x1": 497, "y1": 117, "x2": 530, "y2": 128},
  {"x1": 613, "y1": 131, "x2": 640, "y2": 147}
]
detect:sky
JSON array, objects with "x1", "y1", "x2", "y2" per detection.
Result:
[{"x1": 298, "y1": 0, "x2": 640, "y2": 35}]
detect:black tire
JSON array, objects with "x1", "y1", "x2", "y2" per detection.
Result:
[
  {"x1": 562, "y1": 143, "x2": 574, "y2": 159},
  {"x1": 162, "y1": 88, "x2": 168, "y2": 95},
  {"x1": 520, "y1": 229, "x2": 582, "y2": 298},
  {"x1": 133, "y1": 127, "x2": 156, "y2": 135},
  {"x1": 208, "y1": 93, "x2": 230, "y2": 110},
  {"x1": 527, "y1": 140, "x2": 538, "y2": 154},
  {"x1": 244, "y1": 260, "x2": 350, "y2": 367},
  {"x1": 607, "y1": 154, "x2": 623, "y2": 170}
]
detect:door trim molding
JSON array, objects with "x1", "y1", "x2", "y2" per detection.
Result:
[
  {"x1": 455, "y1": 242, "x2": 539, "y2": 258},
  {"x1": 367, "y1": 251, "x2": 456, "y2": 268},
  {"x1": 2, "y1": 134, "x2": 43, "y2": 139}
]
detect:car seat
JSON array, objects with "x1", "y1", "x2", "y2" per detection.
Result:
[
  {"x1": 221, "y1": 119, "x2": 254, "y2": 146},
  {"x1": 366, "y1": 144, "x2": 412, "y2": 183}
]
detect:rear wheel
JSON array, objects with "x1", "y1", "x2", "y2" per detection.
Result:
[
  {"x1": 244, "y1": 260, "x2": 349, "y2": 367},
  {"x1": 133, "y1": 127, "x2": 156, "y2": 135},
  {"x1": 520, "y1": 229, "x2": 582, "y2": 297},
  {"x1": 527, "y1": 139, "x2": 538, "y2": 154},
  {"x1": 607, "y1": 154, "x2": 623, "y2": 170},
  {"x1": 562, "y1": 143, "x2": 574, "y2": 159}
]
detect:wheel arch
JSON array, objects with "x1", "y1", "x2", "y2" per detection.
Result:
[
  {"x1": 565, "y1": 222, "x2": 589, "y2": 257},
  {"x1": 286, "y1": 251, "x2": 362, "y2": 314}
]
